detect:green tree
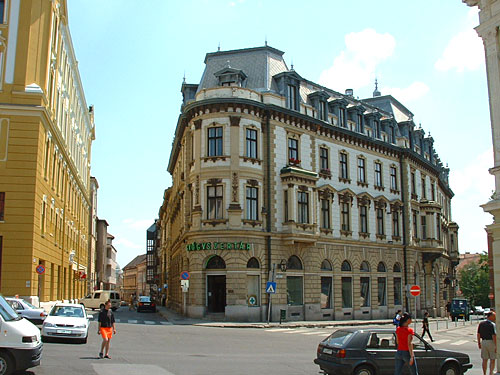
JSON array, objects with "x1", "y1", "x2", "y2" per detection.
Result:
[{"x1": 458, "y1": 253, "x2": 490, "y2": 307}]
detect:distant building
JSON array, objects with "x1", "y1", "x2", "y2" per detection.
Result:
[
  {"x1": 0, "y1": 0, "x2": 95, "y2": 303},
  {"x1": 104, "y1": 234, "x2": 117, "y2": 290},
  {"x1": 122, "y1": 254, "x2": 147, "y2": 301},
  {"x1": 455, "y1": 252, "x2": 481, "y2": 274},
  {"x1": 146, "y1": 222, "x2": 160, "y2": 296},
  {"x1": 158, "y1": 45, "x2": 459, "y2": 322},
  {"x1": 88, "y1": 177, "x2": 99, "y2": 293}
]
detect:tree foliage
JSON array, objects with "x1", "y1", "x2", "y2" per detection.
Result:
[{"x1": 458, "y1": 253, "x2": 490, "y2": 307}]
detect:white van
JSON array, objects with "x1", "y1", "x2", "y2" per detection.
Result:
[
  {"x1": 0, "y1": 294, "x2": 42, "y2": 374},
  {"x1": 79, "y1": 290, "x2": 120, "y2": 311}
]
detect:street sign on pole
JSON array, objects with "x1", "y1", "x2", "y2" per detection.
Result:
[
  {"x1": 36, "y1": 265, "x2": 45, "y2": 275},
  {"x1": 410, "y1": 285, "x2": 421, "y2": 296},
  {"x1": 180, "y1": 271, "x2": 190, "y2": 280},
  {"x1": 489, "y1": 293, "x2": 494, "y2": 299},
  {"x1": 266, "y1": 282, "x2": 277, "y2": 294}
]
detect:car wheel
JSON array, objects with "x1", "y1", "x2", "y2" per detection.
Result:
[
  {"x1": 353, "y1": 365, "x2": 375, "y2": 375},
  {"x1": 441, "y1": 362, "x2": 460, "y2": 375},
  {"x1": 0, "y1": 350, "x2": 14, "y2": 375}
]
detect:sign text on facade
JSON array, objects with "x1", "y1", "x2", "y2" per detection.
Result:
[{"x1": 186, "y1": 241, "x2": 251, "y2": 251}]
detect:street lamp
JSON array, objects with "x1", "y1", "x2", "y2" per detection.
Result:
[{"x1": 279, "y1": 259, "x2": 287, "y2": 272}]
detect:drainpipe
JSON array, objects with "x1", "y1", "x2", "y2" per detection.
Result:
[
  {"x1": 264, "y1": 109, "x2": 272, "y2": 320},
  {"x1": 399, "y1": 152, "x2": 410, "y2": 312}
]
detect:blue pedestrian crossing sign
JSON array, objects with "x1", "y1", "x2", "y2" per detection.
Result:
[{"x1": 266, "y1": 282, "x2": 277, "y2": 294}]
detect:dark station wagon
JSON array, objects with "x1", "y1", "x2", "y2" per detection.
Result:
[{"x1": 314, "y1": 328, "x2": 472, "y2": 375}]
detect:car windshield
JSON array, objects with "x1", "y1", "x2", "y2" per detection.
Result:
[
  {"x1": 50, "y1": 306, "x2": 85, "y2": 317},
  {"x1": 0, "y1": 295, "x2": 21, "y2": 321},
  {"x1": 452, "y1": 300, "x2": 467, "y2": 308},
  {"x1": 323, "y1": 330, "x2": 354, "y2": 347},
  {"x1": 139, "y1": 296, "x2": 150, "y2": 302},
  {"x1": 22, "y1": 299, "x2": 38, "y2": 309}
]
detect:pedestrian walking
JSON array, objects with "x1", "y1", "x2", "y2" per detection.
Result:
[
  {"x1": 98, "y1": 300, "x2": 116, "y2": 359},
  {"x1": 421, "y1": 311, "x2": 434, "y2": 342},
  {"x1": 129, "y1": 294, "x2": 134, "y2": 311},
  {"x1": 394, "y1": 312, "x2": 419, "y2": 375},
  {"x1": 446, "y1": 301, "x2": 451, "y2": 319},
  {"x1": 393, "y1": 309, "x2": 402, "y2": 327},
  {"x1": 477, "y1": 310, "x2": 496, "y2": 375}
]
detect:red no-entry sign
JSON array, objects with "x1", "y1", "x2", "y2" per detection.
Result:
[{"x1": 410, "y1": 285, "x2": 421, "y2": 296}]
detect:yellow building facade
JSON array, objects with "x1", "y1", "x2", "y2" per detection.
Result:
[{"x1": 0, "y1": 0, "x2": 94, "y2": 303}]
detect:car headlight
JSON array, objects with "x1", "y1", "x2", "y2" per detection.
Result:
[
  {"x1": 43, "y1": 322, "x2": 56, "y2": 327},
  {"x1": 74, "y1": 324, "x2": 87, "y2": 328},
  {"x1": 22, "y1": 335, "x2": 37, "y2": 343}
]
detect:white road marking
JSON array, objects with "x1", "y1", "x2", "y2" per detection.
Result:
[
  {"x1": 432, "y1": 339, "x2": 450, "y2": 344},
  {"x1": 302, "y1": 331, "x2": 329, "y2": 335},
  {"x1": 144, "y1": 321, "x2": 155, "y2": 325},
  {"x1": 160, "y1": 321, "x2": 172, "y2": 325},
  {"x1": 283, "y1": 329, "x2": 309, "y2": 334},
  {"x1": 128, "y1": 319, "x2": 138, "y2": 324},
  {"x1": 93, "y1": 364, "x2": 176, "y2": 375},
  {"x1": 264, "y1": 328, "x2": 287, "y2": 332},
  {"x1": 114, "y1": 319, "x2": 120, "y2": 323},
  {"x1": 450, "y1": 340, "x2": 469, "y2": 346}
]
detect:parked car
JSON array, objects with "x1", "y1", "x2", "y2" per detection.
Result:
[
  {"x1": 450, "y1": 297, "x2": 470, "y2": 321},
  {"x1": 6, "y1": 297, "x2": 47, "y2": 324},
  {"x1": 314, "y1": 328, "x2": 472, "y2": 375},
  {"x1": 484, "y1": 307, "x2": 491, "y2": 315},
  {"x1": 0, "y1": 294, "x2": 42, "y2": 375},
  {"x1": 41, "y1": 303, "x2": 89, "y2": 343},
  {"x1": 474, "y1": 306, "x2": 485, "y2": 315},
  {"x1": 137, "y1": 296, "x2": 156, "y2": 313},
  {"x1": 79, "y1": 290, "x2": 120, "y2": 311}
]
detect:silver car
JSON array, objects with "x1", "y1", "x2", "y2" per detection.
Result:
[
  {"x1": 6, "y1": 298, "x2": 47, "y2": 324},
  {"x1": 41, "y1": 304, "x2": 89, "y2": 343}
]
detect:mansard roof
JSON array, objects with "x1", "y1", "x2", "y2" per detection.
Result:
[{"x1": 362, "y1": 95, "x2": 414, "y2": 123}]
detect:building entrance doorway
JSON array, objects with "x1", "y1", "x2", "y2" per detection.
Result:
[{"x1": 207, "y1": 275, "x2": 226, "y2": 313}]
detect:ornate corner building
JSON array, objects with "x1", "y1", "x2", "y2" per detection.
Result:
[
  {"x1": 158, "y1": 46, "x2": 459, "y2": 321},
  {"x1": 0, "y1": 0, "x2": 94, "y2": 303}
]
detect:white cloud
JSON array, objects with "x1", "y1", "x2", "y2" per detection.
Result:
[
  {"x1": 383, "y1": 82, "x2": 430, "y2": 103},
  {"x1": 319, "y1": 29, "x2": 395, "y2": 92},
  {"x1": 122, "y1": 218, "x2": 153, "y2": 230},
  {"x1": 435, "y1": 8, "x2": 484, "y2": 73},
  {"x1": 449, "y1": 148, "x2": 494, "y2": 252},
  {"x1": 113, "y1": 237, "x2": 142, "y2": 250}
]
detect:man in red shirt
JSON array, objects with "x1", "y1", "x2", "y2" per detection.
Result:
[{"x1": 395, "y1": 312, "x2": 419, "y2": 375}]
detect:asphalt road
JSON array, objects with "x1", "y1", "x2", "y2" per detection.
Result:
[{"x1": 18, "y1": 309, "x2": 485, "y2": 375}]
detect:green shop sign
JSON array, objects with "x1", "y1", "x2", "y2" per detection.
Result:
[{"x1": 186, "y1": 241, "x2": 251, "y2": 251}]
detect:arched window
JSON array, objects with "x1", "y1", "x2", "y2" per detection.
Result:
[
  {"x1": 393, "y1": 263, "x2": 402, "y2": 273},
  {"x1": 321, "y1": 259, "x2": 332, "y2": 271},
  {"x1": 377, "y1": 262, "x2": 386, "y2": 272},
  {"x1": 206, "y1": 255, "x2": 226, "y2": 269},
  {"x1": 360, "y1": 261, "x2": 370, "y2": 272},
  {"x1": 247, "y1": 257, "x2": 260, "y2": 269},
  {"x1": 287, "y1": 255, "x2": 303, "y2": 270},
  {"x1": 341, "y1": 260, "x2": 352, "y2": 272}
]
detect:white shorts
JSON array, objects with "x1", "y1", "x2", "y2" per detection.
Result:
[{"x1": 481, "y1": 339, "x2": 496, "y2": 360}]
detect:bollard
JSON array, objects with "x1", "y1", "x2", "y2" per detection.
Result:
[
  {"x1": 436, "y1": 319, "x2": 439, "y2": 331},
  {"x1": 446, "y1": 319, "x2": 448, "y2": 329}
]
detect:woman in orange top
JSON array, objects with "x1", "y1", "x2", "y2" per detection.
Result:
[{"x1": 395, "y1": 312, "x2": 419, "y2": 375}]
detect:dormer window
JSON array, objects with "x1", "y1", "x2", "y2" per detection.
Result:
[
  {"x1": 287, "y1": 84, "x2": 298, "y2": 110},
  {"x1": 214, "y1": 65, "x2": 247, "y2": 87},
  {"x1": 374, "y1": 120, "x2": 381, "y2": 139},
  {"x1": 319, "y1": 101, "x2": 327, "y2": 121},
  {"x1": 356, "y1": 114, "x2": 363, "y2": 133},
  {"x1": 339, "y1": 107, "x2": 346, "y2": 128}
]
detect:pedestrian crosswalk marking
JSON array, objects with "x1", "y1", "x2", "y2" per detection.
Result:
[
  {"x1": 160, "y1": 321, "x2": 172, "y2": 325},
  {"x1": 128, "y1": 319, "x2": 138, "y2": 324},
  {"x1": 144, "y1": 321, "x2": 155, "y2": 325},
  {"x1": 302, "y1": 331, "x2": 329, "y2": 335},
  {"x1": 433, "y1": 339, "x2": 450, "y2": 344},
  {"x1": 450, "y1": 340, "x2": 468, "y2": 346}
]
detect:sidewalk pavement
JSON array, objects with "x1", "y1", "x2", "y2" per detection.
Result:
[{"x1": 156, "y1": 305, "x2": 478, "y2": 330}]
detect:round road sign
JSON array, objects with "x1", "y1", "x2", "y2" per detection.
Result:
[
  {"x1": 248, "y1": 295, "x2": 257, "y2": 306},
  {"x1": 36, "y1": 264, "x2": 46, "y2": 275},
  {"x1": 489, "y1": 293, "x2": 494, "y2": 299},
  {"x1": 180, "y1": 271, "x2": 190, "y2": 280},
  {"x1": 410, "y1": 285, "x2": 421, "y2": 296}
]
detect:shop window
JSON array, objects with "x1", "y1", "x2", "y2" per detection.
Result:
[
  {"x1": 206, "y1": 255, "x2": 226, "y2": 269},
  {"x1": 297, "y1": 191, "x2": 309, "y2": 224},
  {"x1": 0, "y1": 192, "x2": 4, "y2": 221},
  {"x1": 247, "y1": 257, "x2": 260, "y2": 269},
  {"x1": 321, "y1": 277, "x2": 332, "y2": 309},
  {"x1": 207, "y1": 127, "x2": 223, "y2": 157},
  {"x1": 320, "y1": 198, "x2": 330, "y2": 229},
  {"x1": 378, "y1": 277, "x2": 387, "y2": 306},
  {"x1": 247, "y1": 275, "x2": 260, "y2": 307},
  {"x1": 360, "y1": 277, "x2": 370, "y2": 307},
  {"x1": 245, "y1": 128, "x2": 257, "y2": 159},
  {"x1": 341, "y1": 277, "x2": 352, "y2": 308},
  {"x1": 287, "y1": 255, "x2": 303, "y2": 270},
  {"x1": 207, "y1": 185, "x2": 223, "y2": 220},
  {"x1": 245, "y1": 186, "x2": 258, "y2": 221},
  {"x1": 287, "y1": 276, "x2": 303, "y2": 306},
  {"x1": 360, "y1": 261, "x2": 370, "y2": 272},
  {"x1": 321, "y1": 259, "x2": 332, "y2": 271},
  {"x1": 394, "y1": 277, "x2": 402, "y2": 305},
  {"x1": 341, "y1": 260, "x2": 352, "y2": 272}
]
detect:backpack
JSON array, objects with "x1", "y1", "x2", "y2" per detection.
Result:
[{"x1": 393, "y1": 316, "x2": 399, "y2": 326}]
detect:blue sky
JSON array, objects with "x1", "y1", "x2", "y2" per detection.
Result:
[{"x1": 68, "y1": 1, "x2": 491, "y2": 268}]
